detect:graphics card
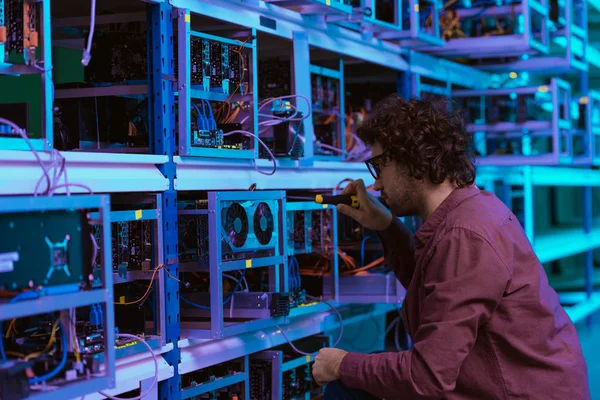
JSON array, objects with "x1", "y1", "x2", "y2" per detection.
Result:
[{"x1": 219, "y1": 197, "x2": 280, "y2": 259}]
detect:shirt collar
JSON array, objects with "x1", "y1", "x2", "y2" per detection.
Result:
[{"x1": 414, "y1": 185, "x2": 481, "y2": 247}]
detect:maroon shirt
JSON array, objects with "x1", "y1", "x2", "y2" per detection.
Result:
[{"x1": 339, "y1": 185, "x2": 590, "y2": 399}]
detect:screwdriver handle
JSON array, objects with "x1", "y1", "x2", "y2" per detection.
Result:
[{"x1": 314, "y1": 194, "x2": 360, "y2": 209}]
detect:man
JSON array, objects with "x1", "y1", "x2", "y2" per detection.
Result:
[{"x1": 311, "y1": 94, "x2": 590, "y2": 399}]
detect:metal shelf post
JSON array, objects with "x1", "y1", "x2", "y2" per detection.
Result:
[{"x1": 148, "y1": 2, "x2": 181, "y2": 399}]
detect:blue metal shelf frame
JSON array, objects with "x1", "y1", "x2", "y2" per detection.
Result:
[{"x1": 147, "y1": 3, "x2": 182, "y2": 400}]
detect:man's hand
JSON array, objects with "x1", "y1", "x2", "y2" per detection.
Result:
[
  {"x1": 337, "y1": 179, "x2": 393, "y2": 231},
  {"x1": 312, "y1": 348, "x2": 349, "y2": 386}
]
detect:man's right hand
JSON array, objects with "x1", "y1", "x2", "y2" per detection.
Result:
[{"x1": 336, "y1": 179, "x2": 393, "y2": 231}]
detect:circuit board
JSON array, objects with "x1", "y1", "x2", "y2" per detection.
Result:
[{"x1": 0, "y1": 209, "x2": 94, "y2": 291}]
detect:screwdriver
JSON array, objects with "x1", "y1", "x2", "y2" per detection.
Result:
[{"x1": 314, "y1": 194, "x2": 360, "y2": 209}]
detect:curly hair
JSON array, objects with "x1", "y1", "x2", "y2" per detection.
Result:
[{"x1": 357, "y1": 94, "x2": 475, "y2": 187}]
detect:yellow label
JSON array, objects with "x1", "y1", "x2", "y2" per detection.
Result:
[
  {"x1": 306, "y1": 355, "x2": 312, "y2": 362},
  {"x1": 414, "y1": 4, "x2": 420, "y2": 11},
  {"x1": 325, "y1": 0, "x2": 331, "y2": 5},
  {"x1": 246, "y1": 259, "x2": 252, "y2": 268},
  {"x1": 135, "y1": 209, "x2": 142, "y2": 220},
  {"x1": 184, "y1": 13, "x2": 191, "y2": 23},
  {"x1": 322, "y1": 204, "x2": 328, "y2": 209},
  {"x1": 119, "y1": 296, "x2": 125, "y2": 304}
]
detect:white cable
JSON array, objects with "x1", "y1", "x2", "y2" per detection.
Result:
[
  {"x1": 222, "y1": 129, "x2": 277, "y2": 176},
  {"x1": 316, "y1": 142, "x2": 346, "y2": 154},
  {"x1": 0, "y1": 117, "x2": 92, "y2": 196},
  {"x1": 0, "y1": 118, "x2": 52, "y2": 193},
  {"x1": 258, "y1": 94, "x2": 312, "y2": 120},
  {"x1": 274, "y1": 295, "x2": 344, "y2": 356},
  {"x1": 97, "y1": 334, "x2": 158, "y2": 400},
  {"x1": 81, "y1": 0, "x2": 96, "y2": 66}
]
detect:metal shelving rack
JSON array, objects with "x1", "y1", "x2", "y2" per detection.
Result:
[
  {"x1": 0, "y1": 0, "x2": 599, "y2": 398},
  {"x1": 0, "y1": 195, "x2": 116, "y2": 400}
]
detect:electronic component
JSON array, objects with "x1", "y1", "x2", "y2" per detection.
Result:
[
  {"x1": 84, "y1": 25, "x2": 147, "y2": 84},
  {"x1": 271, "y1": 101, "x2": 304, "y2": 158},
  {"x1": 311, "y1": 63, "x2": 345, "y2": 160},
  {"x1": 189, "y1": 34, "x2": 250, "y2": 96},
  {"x1": 90, "y1": 201, "x2": 159, "y2": 274},
  {"x1": 258, "y1": 58, "x2": 291, "y2": 99},
  {"x1": 181, "y1": 358, "x2": 246, "y2": 400},
  {"x1": 177, "y1": 28, "x2": 257, "y2": 159},
  {"x1": 454, "y1": 78, "x2": 577, "y2": 165},
  {"x1": 0, "y1": 360, "x2": 30, "y2": 400},
  {"x1": 3, "y1": 0, "x2": 38, "y2": 66},
  {"x1": 0, "y1": 209, "x2": 94, "y2": 292},
  {"x1": 323, "y1": 272, "x2": 406, "y2": 303},
  {"x1": 182, "y1": 291, "x2": 291, "y2": 319},
  {"x1": 251, "y1": 335, "x2": 330, "y2": 399},
  {"x1": 178, "y1": 191, "x2": 286, "y2": 339}
]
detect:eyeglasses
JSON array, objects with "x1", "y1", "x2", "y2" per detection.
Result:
[{"x1": 365, "y1": 153, "x2": 386, "y2": 180}]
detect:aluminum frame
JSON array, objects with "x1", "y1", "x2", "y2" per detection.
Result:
[
  {"x1": 251, "y1": 334, "x2": 331, "y2": 399},
  {"x1": 285, "y1": 200, "x2": 340, "y2": 301},
  {"x1": 181, "y1": 356, "x2": 249, "y2": 399},
  {"x1": 0, "y1": 0, "x2": 53, "y2": 152},
  {"x1": 486, "y1": 171, "x2": 600, "y2": 322},
  {"x1": 454, "y1": 78, "x2": 574, "y2": 166},
  {"x1": 419, "y1": 0, "x2": 550, "y2": 59},
  {"x1": 176, "y1": 8, "x2": 259, "y2": 159},
  {"x1": 589, "y1": 90, "x2": 600, "y2": 166},
  {"x1": 570, "y1": 95, "x2": 594, "y2": 166},
  {"x1": 179, "y1": 190, "x2": 288, "y2": 340},
  {"x1": 309, "y1": 61, "x2": 346, "y2": 161},
  {"x1": 89, "y1": 194, "x2": 168, "y2": 347},
  {"x1": 169, "y1": 0, "x2": 491, "y2": 88},
  {"x1": 323, "y1": 272, "x2": 406, "y2": 304},
  {"x1": 0, "y1": 194, "x2": 115, "y2": 400},
  {"x1": 481, "y1": 0, "x2": 589, "y2": 73},
  {"x1": 375, "y1": 0, "x2": 445, "y2": 47},
  {"x1": 264, "y1": 0, "x2": 354, "y2": 16}
]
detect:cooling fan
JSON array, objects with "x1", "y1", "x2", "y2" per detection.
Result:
[
  {"x1": 223, "y1": 202, "x2": 249, "y2": 248},
  {"x1": 220, "y1": 199, "x2": 278, "y2": 254},
  {"x1": 254, "y1": 202, "x2": 274, "y2": 245}
]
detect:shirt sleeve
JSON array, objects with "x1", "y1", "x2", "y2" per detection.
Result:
[
  {"x1": 377, "y1": 217, "x2": 417, "y2": 289},
  {"x1": 339, "y1": 228, "x2": 512, "y2": 399}
]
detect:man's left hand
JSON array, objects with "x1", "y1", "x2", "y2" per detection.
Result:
[{"x1": 312, "y1": 348, "x2": 349, "y2": 386}]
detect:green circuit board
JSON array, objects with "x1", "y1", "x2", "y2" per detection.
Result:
[{"x1": 0, "y1": 209, "x2": 94, "y2": 291}]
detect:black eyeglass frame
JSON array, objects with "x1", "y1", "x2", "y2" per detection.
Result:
[{"x1": 365, "y1": 153, "x2": 387, "y2": 180}]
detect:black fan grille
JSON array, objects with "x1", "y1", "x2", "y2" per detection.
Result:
[
  {"x1": 254, "y1": 202, "x2": 274, "y2": 246},
  {"x1": 223, "y1": 202, "x2": 249, "y2": 249}
]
